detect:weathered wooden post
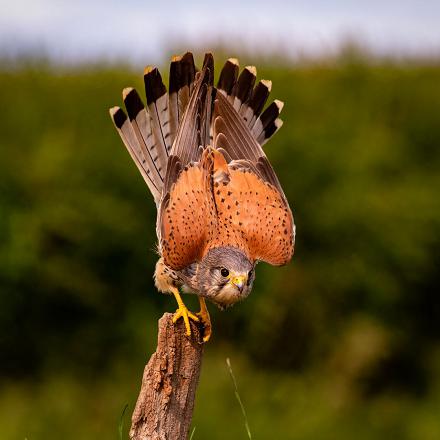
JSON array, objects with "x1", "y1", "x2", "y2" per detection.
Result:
[{"x1": 130, "y1": 313, "x2": 204, "y2": 440}]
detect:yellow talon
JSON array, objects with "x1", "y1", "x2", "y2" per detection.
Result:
[
  {"x1": 171, "y1": 288, "x2": 199, "y2": 337},
  {"x1": 197, "y1": 297, "x2": 212, "y2": 343}
]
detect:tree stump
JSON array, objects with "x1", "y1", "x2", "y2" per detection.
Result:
[{"x1": 130, "y1": 313, "x2": 204, "y2": 440}]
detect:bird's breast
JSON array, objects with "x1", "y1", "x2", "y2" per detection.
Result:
[{"x1": 209, "y1": 284, "x2": 249, "y2": 309}]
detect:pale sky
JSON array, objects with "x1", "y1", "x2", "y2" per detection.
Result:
[{"x1": 0, "y1": 0, "x2": 439, "y2": 64}]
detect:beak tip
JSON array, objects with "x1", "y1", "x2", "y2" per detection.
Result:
[{"x1": 231, "y1": 276, "x2": 246, "y2": 291}]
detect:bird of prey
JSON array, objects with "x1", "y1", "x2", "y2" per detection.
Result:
[{"x1": 110, "y1": 52, "x2": 295, "y2": 342}]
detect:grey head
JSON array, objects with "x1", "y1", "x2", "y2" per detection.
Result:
[{"x1": 193, "y1": 246, "x2": 256, "y2": 309}]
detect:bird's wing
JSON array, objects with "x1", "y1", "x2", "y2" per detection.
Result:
[
  {"x1": 210, "y1": 149, "x2": 294, "y2": 266},
  {"x1": 157, "y1": 152, "x2": 217, "y2": 270},
  {"x1": 157, "y1": 59, "x2": 217, "y2": 270}
]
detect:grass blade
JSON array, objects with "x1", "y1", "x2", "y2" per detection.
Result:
[
  {"x1": 226, "y1": 358, "x2": 252, "y2": 439},
  {"x1": 119, "y1": 403, "x2": 128, "y2": 440},
  {"x1": 189, "y1": 426, "x2": 196, "y2": 440}
]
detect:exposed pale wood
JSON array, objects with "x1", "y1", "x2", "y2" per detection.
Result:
[{"x1": 130, "y1": 313, "x2": 204, "y2": 440}]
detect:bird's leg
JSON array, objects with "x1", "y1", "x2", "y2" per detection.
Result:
[
  {"x1": 171, "y1": 287, "x2": 199, "y2": 337},
  {"x1": 197, "y1": 297, "x2": 212, "y2": 343}
]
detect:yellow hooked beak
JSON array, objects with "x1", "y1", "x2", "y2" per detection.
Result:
[{"x1": 230, "y1": 275, "x2": 247, "y2": 290}]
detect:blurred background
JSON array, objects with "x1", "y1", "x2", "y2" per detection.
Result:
[{"x1": 1, "y1": 1, "x2": 440, "y2": 439}]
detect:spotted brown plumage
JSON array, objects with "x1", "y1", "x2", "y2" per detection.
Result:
[
  {"x1": 209, "y1": 150, "x2": 294, "y2": 265},
  {"x1": 159, "y1": 163, "x2": 216, "y2": 270},
  {"x1": 110, "y1": 52, "x2": 295, "y2": 342}
]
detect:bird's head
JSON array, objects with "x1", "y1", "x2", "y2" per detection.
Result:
[{"x1": 198, "y1": 247, "x2": 255, "y2": 309}]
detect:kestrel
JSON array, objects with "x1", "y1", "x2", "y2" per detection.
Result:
[{"x1": 110, "y1": 53, "x2": 295, "y2": 342}]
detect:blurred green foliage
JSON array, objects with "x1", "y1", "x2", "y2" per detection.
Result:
[{"x1": 0, "y1": 54, "x2": 439, "y2": 439}]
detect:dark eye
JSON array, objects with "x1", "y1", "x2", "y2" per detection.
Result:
[
  {"x1": 247, "y1": 270, "x2": 253, "y2": 285},
  {"x1": 221, "y1": 268, "x2": 229, "y2": 277}
]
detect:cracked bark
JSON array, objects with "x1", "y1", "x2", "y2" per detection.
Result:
[{"x1": 130, "y1": 313, "x2": 204, "y2": 440}]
